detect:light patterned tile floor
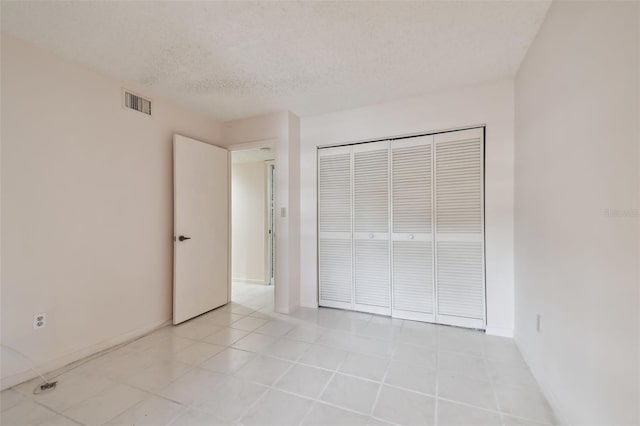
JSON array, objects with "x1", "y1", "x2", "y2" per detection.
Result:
[{"x1": 1, "y1": 282, "x2": 556, "y2": 426}]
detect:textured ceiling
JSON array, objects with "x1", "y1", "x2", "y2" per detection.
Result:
[{"x1": 0, "y1": 1, "x2": 550, "y2": 121}]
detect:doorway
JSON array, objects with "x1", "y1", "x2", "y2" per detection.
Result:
[{"x1": 230, "y1": 147, "x2": 276, "y2": 307}]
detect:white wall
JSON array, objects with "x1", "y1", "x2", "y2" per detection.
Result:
[
  {"x1": 300, "y1": 80, "x2": 515, "y2": 336},
  {"x1": 287, "y1": 113, "x2": 301, "y2": 310},
  {"x1": 222, "y1": 112, "x2": 301, "y2": 313},
  {"x1": 232, "y1": 161, "x2": 267, "y2": 283},
  {"x1": 0, "y1": 35, "x2": 222, "y2": 389},
  {"x1": 514, "y1": 2, "x2": 639, "y2": 425}
]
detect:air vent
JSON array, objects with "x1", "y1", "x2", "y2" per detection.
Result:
[{"x1": 123, "y1": 90, "x2": 152, "y2": 116}]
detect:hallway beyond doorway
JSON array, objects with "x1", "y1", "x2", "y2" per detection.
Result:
[{"x1": 232, "y1": 280, "x2": 275, "y2": 313}]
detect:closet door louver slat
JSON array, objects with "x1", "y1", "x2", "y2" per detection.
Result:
[
  {"x1": 355, "y1": 240, "x2": 390, "y2": 309},
  {"x1": 319, "y1": 239, "x2": 352, "y2": 304},
  {"x1": 354, "y1": 148, "x2": 389, "y2": 234}
]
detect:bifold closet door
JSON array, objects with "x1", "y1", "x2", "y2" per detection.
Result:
[
  {"x1": 390, "y1": 136, "x2": 435, "y2": 322},
  {"x1": 353, "y1": 141, "x2": 390, "y2": 315},
  {"x1": 318, "y1": 146, "x2": 353, "y2": 310},
  {"x1": 434, "y1": 128, "x2": 485, "y2": 329},
  {"x1": 318, "y1": 128, "x2": 485, "y2": 329}
]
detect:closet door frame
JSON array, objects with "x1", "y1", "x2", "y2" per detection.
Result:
[{"x1": 390, "y1": 135, "x2": 436, "y2": 323}]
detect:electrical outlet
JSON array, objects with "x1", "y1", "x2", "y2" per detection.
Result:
[
  {"x1": 536, "y1": 314, "x2": 542, "y2": 333},
  {"x1": 33, "y1": 313, "x2": 47, "y2": 330}
]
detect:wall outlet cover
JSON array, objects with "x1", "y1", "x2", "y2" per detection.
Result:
[{"x1": 33, "y1": 313, "x2": 47, "y2": 330}]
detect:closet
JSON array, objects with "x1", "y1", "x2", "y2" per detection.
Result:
[{"x1": 318, "y1": 127, "x2": 485, "y2": 329}]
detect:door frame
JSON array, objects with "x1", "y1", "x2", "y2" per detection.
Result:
[
  {"x1": 266, "y1": 161, "x2": 276, "y2": 286},
  {"x1": 227, "y1": 139, "x2": 277, "y2": 300}
]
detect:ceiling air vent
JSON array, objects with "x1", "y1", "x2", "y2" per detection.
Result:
[{"x1": 123, "y1": 89, "x2": 152, "y2": 116}]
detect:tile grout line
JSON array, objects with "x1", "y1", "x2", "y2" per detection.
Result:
[
  {"x1": 296, "y1": 344, "x2": 350, "y2": 426},
  {"x1": 230, "y1": 316, "x2": 542, "y2": 424},
  {"x1": 67, "y1": 327, "x2": 254, "y2": 425},
  {"x1": 171, "y1": 360, "x2": 258, "y2": 423},
  {"x1": 23, "y1": 400, "x2": 83, "y2": 426},
  {"x1": 234, "y1": 341, "x2": 306, "y2": 425},
  {"x1": 265, "y1": 325, "x2": 552, "y2": 424},
  {"x1": 63, "y1": 383, "x2": 151, "y2": 426},
  {"x1": 7, "y1": 304, "x2": 553, "y2": 426},
  {"x1": 35, "y1": 337, "x2": 445, "y2": 423},
  {"x1": 229, "y1": 362, "x2": 555, "y2": 426},
  {"x1": 368, "y1": 319, "x2": 402, "y2": 419},
  {"x1": 6, "y1": 303, "x2": 260, "y2": 424},
  {"x1": 233, "y1": 376, "x2": 284, "y2": 425},
  {"x1": 483, "y1": 352, "x2": 506, "y2": 426},
  {"x1": 230, "y1": 339, "x2": 552, "y2": 426},
  {"x1": 436, "y1": 396, "x2": 554, "y2": 425},
  {"x1": 249, "y1": 375, "x2": 401, "y2": 426}
]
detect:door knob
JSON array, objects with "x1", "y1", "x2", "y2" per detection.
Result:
[
  {"x1": 409, "y1": 234, "x2": 414, "y2": 240},
  {"x1": 369, "y1": 233, "x2": 374, "y2": 239},
  {"x1": 178, "y1": 235, "x2": 191, "y2": 242}
]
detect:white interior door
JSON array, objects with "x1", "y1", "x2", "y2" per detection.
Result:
[
  {"x1": 173, "y1": 134, "x2": 229, "y2": 325},
  {"x1": 391, "y1": 136, "x2": 435, "y2": 322}
]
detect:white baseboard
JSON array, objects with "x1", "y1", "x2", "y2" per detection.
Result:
[
  {"x1": 485, "y1": 327, "x2": 514, "y2": 338},
  {"x1": 0, "y1": 319, "x2": 171, "y2": 391},
  {"x1": 515, "y1": 338, "x2": 570, "y2": 426}
]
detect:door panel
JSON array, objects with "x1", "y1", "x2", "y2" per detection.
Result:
[
  {"x1": 392, "y1": 240, "x2": 433, "y2": 317},
  {"x1": 390, "y1": 136, "x2": 434, "y2": 321},
  {"x1": 318, "y1": 147, "x2": 353, "y2": 309},
  {"x1": 354, "y1": 239, "x2": 390, "y2": 314},
  {"x1": 319, "y1": 239, "x2": 352, "y2": 304},
  {"x1": 435, "y1": 240, "x2": 484, "y2": 320},
  {"x1": 434, "y1": 128, "x2": 485, "y2": 328},
  {"x1": 353, "y1": 142, "x2": 390, "y2": 314},
  {"x1": 173, "y1": 134, "x2": 229, "y2": 324}
]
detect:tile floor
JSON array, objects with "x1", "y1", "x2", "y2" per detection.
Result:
[{"x1": 1, "y1": 282, "x2": 556, "y2": 426}]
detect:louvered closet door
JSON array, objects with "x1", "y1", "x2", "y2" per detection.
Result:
[
  {"x1": 318, "y1": 146, "x2": 353, "y2": 310},
  {"x1": 353, "y1": 141, "x2": 391, "y2": 315},
  {"x1": 434, "y1": 128, "x2": 485, "y2": 329},
  {"x1": 390, "y1": 136, "x2": 435, "y2": 322}
]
